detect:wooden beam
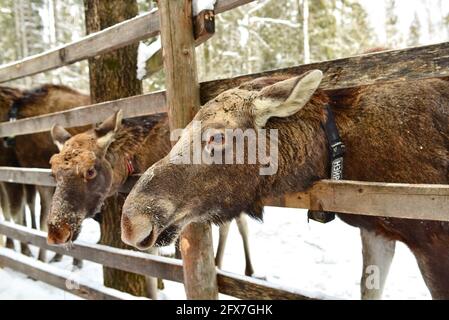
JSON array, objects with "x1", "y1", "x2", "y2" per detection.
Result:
[
  {"x1": 0, "y1": 0, "x2": 254, "y2": 84},
  {"x1": 0, "y1": 11, "x2": 159, "y2": 83},
  {"x1": 0, "y1": 221, "x2": 317, "y2": 300},
  {"x1": 1, "y1": 169, "x2": 448, "y2": 222},
  {"x1": 0, "y1": 91, "x2": 166, "y2": 138},
  {"x1": 2, "y1": 41, "x2": 448, "y2": 138},
  {"x1": 0, "y1": 167, "x2": 54, "y2": 186},
  {"x1": 200, "y1": 42, "x2": 449, "y2": 103},
  {"x1": 159, "y1": 0, "x2": 218, "y2": 300},
  {"x1": 0, "y1": 167, "x2": 448, "y2": 222},
  {"x1": 0, "y1": 221, "x2": 184, "y2": 283},
  {"x1": 142, "y1": 0, "x2": 254, "y2": 79},
  {"x1": 216, "y1": 270, "x2": 318, "y2": 300},
  {"x1": 0, "y1": 248, "x2": 142, "y2": 300},
  {"x1": 271, "y1": 180, "x2": 449, "y2": 222}
]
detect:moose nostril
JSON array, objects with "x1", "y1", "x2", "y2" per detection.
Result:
[
  {"x1": 47, "y1": 223, "x2": 72, "y2": 245},
  {"x1": 121, "y1": 209, "x2": 153, "y2": 241}
]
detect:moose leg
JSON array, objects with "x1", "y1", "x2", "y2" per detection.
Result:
[
  {"x1": 0, "y1": 183, "x2": 14, "y2": 249},
  {"x1": 215, "y1": 222, "x2": 231, "y2": 269},
  {"x1": 37, "y1": 186, "x2": 54, "y2": 262},
  {"x1": 235, "y1": 214, "x2": 255, "y2": 276},
  {"x1": 17, "y1": 207, "x2": 32, "y2": 257},
  {"x1": 360, "y1": 228, "x2": 396, "y2": 300},
  {"x1": 412, "y1": 244, "x2": 449, "y2": 299},
  {"x1": 25, "y1": 185, "x2": 37, "y2": 230},
  {"x1": 4, "y1": 183, "x2": 32, "y2": 256}
]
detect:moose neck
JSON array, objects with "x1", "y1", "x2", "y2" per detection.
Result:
[
  {"x1": 103, "y1": 115, "x2": 171, "y2": 196},
  {"x1": 261, "y1": 93, "x2": 331, "y2": 199},
  {"x1": 104, "y1": 123, "x2": 150, "y2": 195}
]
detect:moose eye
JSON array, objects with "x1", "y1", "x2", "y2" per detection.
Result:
[
  {"x1": 85, "y1": 168, "x2": 97, "y2": 180},
  {"x1": 209, "y1": 133, "x2": 225, "y2": 145}
]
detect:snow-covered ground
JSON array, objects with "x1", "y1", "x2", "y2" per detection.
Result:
[{"x1": 0, "y1": 206, "x2": 431, "y2": 300}]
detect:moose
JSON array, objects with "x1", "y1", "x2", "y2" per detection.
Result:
[
  {"x1": 0, "y1": 84, "x2": 91, "y2": 265},
  {"x1": 121, "y1": 70, "x2": 449, "y2": 299},
  {"x1": 47, "y1": 111, "x2": 255, "y2": 276},
  {"x1": 0, "y1": 86, "x2": 37, "y2": 256}
]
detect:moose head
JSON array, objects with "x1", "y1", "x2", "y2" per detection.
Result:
[
  {"x1": 47, "y1": 111, "x2": 125, "y2": 245},
  {"x1": 121, "y1": 70, "x2": 327, "y2": 250}
]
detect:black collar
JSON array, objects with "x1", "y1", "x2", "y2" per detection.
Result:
[
  {"x1": 307, "y1": 105, "x2": 346, "y2": 224},
  {"x1": 323, "y1": 105, "x2": 345, "y2": 180}
]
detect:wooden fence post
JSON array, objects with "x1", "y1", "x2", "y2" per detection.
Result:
[{"x1": 158, "y1": 0, "x2": 219, "y2": 300}]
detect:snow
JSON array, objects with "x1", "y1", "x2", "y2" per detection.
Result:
[
  {"x1": 192, "y1": 0, "x2": 217, "y2": 16},
  {"x1": 136, "y1": 37, "x2": 161, "y2": 80},
  {"x1": 0, "y1": 208, "x2": 431, "y2": 300}
]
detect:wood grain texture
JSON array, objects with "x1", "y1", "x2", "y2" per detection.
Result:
[
  {"x1": 0, "y1": 248, "x2": 142, "y2": 300},
  {"x1": 0, "y1": 0, "x2": 254, "y2": 83},
  {"x1": 1, "y1": 169, "x2": 447, "y2": 222},
  {"x1": 159, "y1": 0, "x2": 218, "y2": 300},
  {"x1": 200, "y1": 42, "x2": 449, "y2": 103},
  {"x1": 0, "y1": 167, "x2": 54, "y2": 186},
  {"x1": 274, "y1": 180, "x2": 449, "y2": 222},
  {"x1": 2, "y1": 42, "x2": 448, "y2": 138},
  {"x1": 0, "y1": 91, "x2": 166, "y2": 138},
  {"x1": 142, "y1": 0, "x2": 255, "y2": 79},
  {"x1": 216, "y1": 270, "x2": 317, "y2": 300},
  {"x1": 0, "y1": 11, "x2": 160, "y2": 83},
  {"x1": 0, "y1": 221, "x2": 184, "y2": 283},
  {"x1": 0, "y1": 221, "x2": 315, "y2": 300}
]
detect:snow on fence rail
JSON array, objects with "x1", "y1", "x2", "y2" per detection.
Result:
[
  {"x1": 0, "y1": 248, "x2": 142, "y2": 300},
  {"x1": 0, "y1": 221, "x2": 315, "y2": 300},
  {"x1": 0, "y1": 0, "x2": 254, "y2": 83},
  {"x1": 0, "y1": 42, "x2": 448, "y2": 138}
]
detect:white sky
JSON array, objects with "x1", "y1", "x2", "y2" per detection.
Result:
[{"x1": 359, "y1": 0, "x2": 449, "y2": 46}]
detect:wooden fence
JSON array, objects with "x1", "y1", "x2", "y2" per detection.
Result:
[{"x1": 0, "y1": 0, "x2": 448, "y2": 300}]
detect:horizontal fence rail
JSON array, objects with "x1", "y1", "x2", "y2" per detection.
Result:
[
  {"x1": 0, "y1": 221, "x2": 314, "y2": 300},
  {"x1": 0, "y1": 91, "x2": 166, "y2": 138},
  {"x1": 266, "y1": 180, "x2": 449, "y2": 222},
  {"x1": 0, "y1": 0, "x2": 254, "y2": 83},
  {"x1": 0, "y1": 248, "x2": 143, "y2": 300},
  {"x1": 200, "y1": 42, "x2": 449, "y2": 102},
  {"x1": 1, "y1": 169, "x2": 448, "y2": 222},
  {"x1": 1, "y1": 42, "x2": 448, "y2": 138}
]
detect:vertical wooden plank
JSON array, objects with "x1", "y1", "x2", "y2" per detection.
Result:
[{"x1": 158, "y1": 0, "x2": 218, "y2": 300}]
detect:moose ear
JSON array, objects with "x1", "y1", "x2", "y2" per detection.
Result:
[
  {"x1": 95, "y1": 110, "x2": 123, "y2": 150},
  {"x1": 51, "y1": 124, "x2": 72, "y2": 151},
  {"x1": 252, "y1": 70, "x2": 323, "y2": 127}
]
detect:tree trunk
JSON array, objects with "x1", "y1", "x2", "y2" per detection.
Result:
[{"x1": 83, "y1": 0, "x2": 149, "y2": 298}]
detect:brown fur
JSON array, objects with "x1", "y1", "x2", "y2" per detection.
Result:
[
  {"x1": 14, "y1": 85, "x2": 91, "y2": 169},
  {"x1": 123, "y1": 75, "x2": 449, "y2": 299},
  {"x1": 4, "y1": 84, "x2": 91, "y2": 263},
  {"x1": 0, "y1": 86, "x2": 35, "y2": 255},
  {"x1": 47, "y1": 113, "x2": 171, "y2": 242}
]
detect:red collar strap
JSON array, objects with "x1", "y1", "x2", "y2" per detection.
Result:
[{"x1": 125, "y1": 158, "x2": 135, "y2": 176}]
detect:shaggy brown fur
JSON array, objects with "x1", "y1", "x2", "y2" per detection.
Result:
[
  {"x1": 122, "y1": 74, "x2": 449, "y2": 299},
  {"x1": 48, "y1": 112, "x2": 171, "y2": 243},
  {"x1": 13, "y1": 85, "x2": 91, "y2": 168}
]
